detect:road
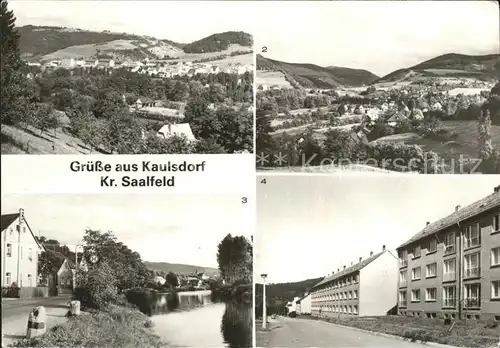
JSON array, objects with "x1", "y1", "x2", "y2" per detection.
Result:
[
  {"x1": 257, "y1": 316, "x2": 432, "y2": 348},
  {"x1": 2, "y1": 295, "x2": 71, "y2": 346}
]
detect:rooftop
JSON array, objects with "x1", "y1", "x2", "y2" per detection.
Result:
[
  {"x1": 398, "y1": 188, "x2": 500, "y2": 250},
  {"x1": 311, "y1": 250, "x2": 385, "y2": 290}
]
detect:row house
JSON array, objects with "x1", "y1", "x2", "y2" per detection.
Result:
[
  {"x1": 310, "y1": 246, "x2": 398, "y2": 317},
  {"x1": 1, "y1": 209, "x2": 45, "y2": 288},
  {"x1": 397, "y1": 186, "x2": 500, "y2": 321}
]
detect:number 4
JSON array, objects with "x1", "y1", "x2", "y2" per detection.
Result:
[{"x1": 260, "y1": 178, "x2": 267, "y2": 184}]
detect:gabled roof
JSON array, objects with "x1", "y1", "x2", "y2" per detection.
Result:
[
  {"x1": 1, "y1": 212, "x2": 45, "y2": 251},
  {"x1": 387, "y1": 112, "x2": 408, "y2": 123},
  {"x1": 158, "y1": 123, "x2": 196, "y2": 141},
  {"x1": 1, "y1": 213, "x2": 19, "y2": 232},
  {"x1": 311, "y1": 251, "x2": 385, "y2": 289},
  {"x1": 398, "y1": 190, "x2": 500, "y2": 250}
]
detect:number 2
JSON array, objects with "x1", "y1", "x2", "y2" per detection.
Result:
[{"x1": 262, "y1": 46, "x2": 268, "y2": 53}]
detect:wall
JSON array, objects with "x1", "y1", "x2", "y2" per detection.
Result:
[
  {"x1": 1, "y1": 217, "x2": 40, "y2": 288},
  {"x1": 359, "y1": 250, "x2": 398, "y2": 316},
  {"x1": 301, "y1": 294, "x2": 312, "y2": 314},
  {"x1": 1, "y1": 286, "x2": 49, "y2": 298}
]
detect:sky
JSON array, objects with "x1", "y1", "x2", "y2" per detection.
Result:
[
  {"x1": 9, "y1": 1, "x2": 256, "y2": 43},
  {"x1": 255, "y1": 175, "x2": 500, "y2": 284},
  {"x1": 254, "y1": 1, "x2": 499, "y2": 77},
  {"x1": 1, "y1": 194, "x2": 253, "y2": 268}
]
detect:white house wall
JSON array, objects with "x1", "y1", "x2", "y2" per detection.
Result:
[
  {"x1": 1, "y1": 217, "x2": 40, "y2": 287},
  {"x1": 359, "y1": 251, "x2": 398, "y2": 316},
  {"x1": 301, "y1": 294, "x2": 312, "y2": 314}
]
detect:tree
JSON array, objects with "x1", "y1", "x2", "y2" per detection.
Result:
[
  {"x1": 0, "y1": 0, "x2": 24, "y2": 124},
  {"x1": 165, "y1": 272, "x2": 179, "y2": 288},
  {"x1": 216, "y1": 234, "x2": 252, "y2": 285},
  {"x1": 478, "y1": 108, "x2": 493, "y2": 161},
  {"x1": 82, "y1": 229, "x2": 151, "y2": 292},
  {"x1": 74, "y1": 262, "x2": 120, "y2": 309}
]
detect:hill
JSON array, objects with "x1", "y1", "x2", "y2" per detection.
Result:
[
  {"x1": 256, "y1": 54, "x2": 379, "y2": 89},
  {"x1": 255, "y1": 277, "x2": 323, "y2": 300},
  {"x1": 182, "y1": 31, "x2": 253, "y2": 53},
  {"x1": 144, "y1": 261, "x2": 220, "y2": 276},
  {"x1": 17, "y1": 26, "x2": 252, "y2": 62},
  {"x1": 377, "y1": 53, "x2": 500, "y2": 84}
]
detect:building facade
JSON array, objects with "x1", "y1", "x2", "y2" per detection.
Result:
[
  {"x1": 1, "y1": 209, "x2": 45, "y2": 288},
  {"x1": 310, "y1": 247, "x2": 398, "y2": 317},
  {"x1": 396, "y1": 186, "x2": 500, "y2": 321},
  {"x1": 297, "y1": 293, "x2": 312, "y2": 315}
]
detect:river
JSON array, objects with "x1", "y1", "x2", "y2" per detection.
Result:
[{"x1": 148, "y1": 290, "x2": 252, "y2": 347}]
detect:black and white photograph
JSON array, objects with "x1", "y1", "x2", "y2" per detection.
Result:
[
  {"x1": 255, "y1": 175, "x2": 500, "y2": 347},
  {"x1": 1, "y1": 194, "x2": 253, "y2": 347},
  {"x1": 256, "y1": 0, "x2": 500, "y2": 174},
  {"x1": 1, "y1": 0, "x2": 254, "y2": 154}
]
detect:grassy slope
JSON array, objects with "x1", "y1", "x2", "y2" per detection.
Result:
[
  {"x1": 182, "y1": 31, "x2": 253, "y2": 53},
  {"x1": 1, "y1": 124, "x2": 103, "y2": 154},
  {"x1": 144, "y1": 261, "x2": 219, "y2": 276},
  {"x1": 377, "y1": 53, "x2": 500, "y2": 83},
  {"x1": 257, "y1": 54, "x2": 379, "y2": 88}
]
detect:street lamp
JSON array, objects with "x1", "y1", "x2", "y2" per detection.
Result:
[{"x1": 261, "y1": 273, "x2": 268, "y2": 329}]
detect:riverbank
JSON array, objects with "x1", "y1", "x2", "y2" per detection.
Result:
[
  {"x1": 10, "y1": 304, "x2": 164, "y2": 348},
  {"x1": 299, "y1": 314, "x2": 499, "y2": 348}
]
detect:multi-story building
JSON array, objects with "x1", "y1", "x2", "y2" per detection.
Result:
[
  {"x1": 310, "y1": 246, "x2": 398, "y2": 317},
  {"x1": 1, "y1": 208, "x2": 45, "y2": 288},
  {"x1": 396, "y1": 186, "x2": 500, "y2": 321}
]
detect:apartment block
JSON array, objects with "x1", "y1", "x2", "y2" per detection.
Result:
[
  {"x1": 397, "y1": 186, "x2": 500, "y2": 321},
  {"x1": 310, "y1": 246, "x2": 398, "y2": 317}
]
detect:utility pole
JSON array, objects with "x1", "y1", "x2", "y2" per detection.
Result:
[
  {"x1": 261, "y1": 273, "x2": 268, "y2": 329},
  {"x1": 17, "y1": 208, "x2": 24, "y2": 287}
]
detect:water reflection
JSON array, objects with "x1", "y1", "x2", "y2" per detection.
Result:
[{"x1": 147, "y1": 291, "x2": 251, "y2": 347}]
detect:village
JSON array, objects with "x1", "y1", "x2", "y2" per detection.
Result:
[{"x1": 257, "y1": 74, "x2": 500, "y2": 174}]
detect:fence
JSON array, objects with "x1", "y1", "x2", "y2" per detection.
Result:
[{"x1": 1, "y1": 287, "x2": 49, "y2": 298}]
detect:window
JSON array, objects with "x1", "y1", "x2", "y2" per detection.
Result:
[
  {"x1": 348, "y1": 291, "x2": 352, "y2": 299},
  {"x1": 413, "y1": 245, "x2": 421, "y2": 258},
  {"x1": 426, "y1": 263, "x2": 437, "y2": 278},
  {"x1": 399, "y1": 270, "x2": 407, "y2": 284},
  {"x1": 399, "y1": 250, "x2": 408, "y2": 268},
  {"x1": 427, "y1": 238, "x2": 437, "y2": 253},
  {"x1": 492, "y1": 247, "x2": 500, "y2": 266},
  {"x1": 353, "y1": 290, "x2": 358, "y2": 299},
  {"x1": 23, "y1": 226, "x2": 26, "y2": 233},
  {"x1": 411, "y1": 289, "x2": 421, "y2": 302},
  {"x1": 6, "y1": 244, "x2": 12, "y2": 257},
  {"x1": 464, "y1": 252, "x2": 481, "y2": 278},
  {"x1": 399, "y1": 291, "x2": 407, "y2": 307},
  {"x1": 464, "y1": 223, "x2": 481, "y2": 249},
  {"x1": 27, "y1": 274, "x2": 32, "y2": 287},
  {"x1": 464, "y1": 283, "x2": 481, "y2": 308},
  {"x1": 444, "y1": 232, "x2": 456, "y2": 254},
  {"x1": 443, "y1": 286, "x2": 456, "y2": 307},
  {"x1": 443, "y1": 258, "x2": 456, "y2": 282},
  {"x1": 492, "y1": 281, "x2": 500, "y2": 299},
  {"x1": 411, "y1": 267, "x2": 421, "y2": 280},
  {"x1": 28, "y1": 248, "x2": 33, "y2": 262},
  {"x1": 494, "y1": 214, "x2": 500, "y2": 232},
  {"x1": 426, "y1": 288, "x2": 437, "y2": 302},
  {"x1": 353, "y1": 305, "x2": 358, "y2": 314},
  {"x1": 6, "y1": 272, "x2": 11, "y2": 285}
]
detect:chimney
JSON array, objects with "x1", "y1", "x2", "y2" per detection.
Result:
[
  {"x1": 359, "y1": 257, "x2": 362, "y2": 262},
  {"x1": 337, "y1": 268, "x2": 340, "y2": 273},
  {"x1": 332, "y1": 271, "x2": 335, "y2": 275},
  {"x1": 370, "y1": 251, "x2": 374, "y2": 257},
  {"x1": 426, "y1": 221, "x2": 430, "y2": 226},
  {"x1": 494, "y1": 185, "x2": 500, "y2": 193},
  {"x1": 343, "y1": 265, "x2": 346, "y2": 270},
  {"x1": 19, "y1": 208, "x2": 24, "y2": 221},
  {"x1": 382, "y1": 245, "x2": 386, "y2": 251},
  {"x1": 168, "y1": 124, "x2": 172, "y2": 134},
  {"x1": 455, "y1": 205, "x2": 461, "y2": 212}
]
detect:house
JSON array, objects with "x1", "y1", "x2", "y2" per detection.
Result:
[
  {"x1": 154, "y1": 275, "x2": 166, "y2": 286},
  {"x1": 310, "y1": 246, "x2": 398, "y2": 317},
  {"x1": 56, "y1": 256, "x2": 88, "y2": 294},
  {"x1": 396, "y1": 186, "x2": 500, "y2": 321},
  {"x1": 135, "y1": 98, "x2": 156, "y2": 108},
  {"x1": 387, "y1": 112, "x2": 408, "y2": 127},
  {"x1": 297, "y1": 292, "x2": 312, "y2": 315},
  {"x1": 98, "y1": 58, "x2": 115, "y2": 68},
  {"x1": 157, "y1": 123, "x2": 196, "y2": 142},
  {"x1": 1, "y1": 209, "x2": 45, "y2": 288},
  {"x1": 186, "y1": 276, "x2": 202, "y2": 288},
  {"x1": 61, "y1": 58, "x2": 76, "y2": 69},
  {"x1": 286, "y1": 297, "x2": 301, "y2": 315}
]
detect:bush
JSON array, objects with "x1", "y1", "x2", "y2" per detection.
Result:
[
  {"x1": 366, "y1": 142, "x2": 437, "y2": 173},
  {"x1": 73, "y1": 262, "x2": 122, "y2": 310},
  {"x1": 368, "y1": 119, "x2": 394, "y2": 141}
]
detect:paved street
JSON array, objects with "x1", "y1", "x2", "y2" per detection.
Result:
[
  {"x1": 2, "y1": 295, "x2": 71, "y2": 346},
  {"x1": 257, "y1": 316, "x2": 432, "y2": 348}
]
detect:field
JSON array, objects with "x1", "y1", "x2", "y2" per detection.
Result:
[
  {"x1": 1, "y1": 124, "x2": 104, "y2": 154},
  {"x1": 256, "y1": 71, "x2": 292, "y2": 88},
  {"x1": 423, "y1": 68, "x2": 482, "y2": 75},
  {"x1": 448, "y1": 87, "x2": 489, "y2": 96},
  {"x1": 207, "y1": 52, "x2": 253, "y2": 67}
]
